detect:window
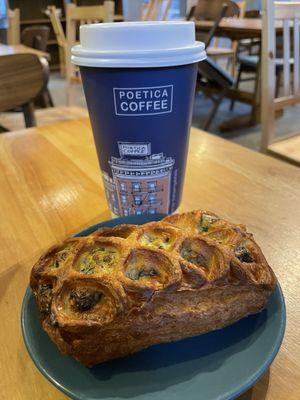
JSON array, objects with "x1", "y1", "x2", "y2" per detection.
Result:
[
  {"x1": 120, "y1": 182, "x2": 127, "y2": 191},
  {"x1": 148, "y1": 193, "x2": 156, "y2": 205},
  {"x1": 132, "y1": 182, "x2": 141, "y2": 192},
  {"x1": 135, "y1": 209, "x2": 142, "y2": 215},
  {"x1": 123, "y1": 208, "x2": 129, "y2": 216},
  {"x1": 134, "y1": 195, "x2": 142, "y2": 206},
  {"x1": 121, "y1": 195, "x2": 127, "y2": 204},
  {"x1": 142, "y1": 0, "x2": 183, "y2": 19},
  {"x1": 149, "y1": 208, "x2": 157, "y2": 214},
  {"x1": 147, "y1": 181, "x2": 157, "y2": 191}
]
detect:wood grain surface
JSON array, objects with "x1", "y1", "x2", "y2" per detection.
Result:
[
  {"x1": 0, "y1": 54, "x2": 46, "y2": 112},
  {"x1": 0, "y1": 118, "x2": 299, "y2": 400},
  {"x1": 269, "y1": 134, "x2": 300, "y2": 165},
  {"x1": 195, "y1": 18, "x2": 283, "y2": 40},
  {"x1": 0, "y1": 106, "x2": 88, "y2": 132}
]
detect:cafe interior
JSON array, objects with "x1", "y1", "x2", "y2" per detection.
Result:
[{"x1": 0, "y1": 0, "x2": 299, "y2": 400}]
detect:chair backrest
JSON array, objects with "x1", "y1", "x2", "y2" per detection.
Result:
[
  {"x1": 198, "y1": 56, "x2": 234, "y2": 88},
  {"x1": 66, "y1": 2, "x2": 114, "y2": 27},
  {"x1": 261, "y1": 0, "x2": 300, "y2": 151},
  {"x1": 209, "y1": 1, "x2": 246, "y2": 49},
  {"x1": 142, "y1": 0, "x2": 172, "y2": 21},
  {"x1": 0, "y1": 54, "x2": 47, "y2": 111},
  {"x1": 193, "y1": 0, "x2": 240, "y2": 20},
  {"x1": 21, "y1": 26, "x2": 50, "y2": 52},
  {"x1": 229, "y1": 2, "x2": 246, "y2": 51},
  {"x1": 47, "y1": 6, "x2": 67, "y2": 49},
  {"x1": 66, "y1": 2, "x2": 115, "y2": 82},
  {"x1": 7, "y1": 8, "x2": 20, "y2": 45},
  {"x1": 66, "y1": 2, "x2": 115, "y2": 55},
  {"x1": 204, "y1": 3, "x2": 229, "y2": 48}
]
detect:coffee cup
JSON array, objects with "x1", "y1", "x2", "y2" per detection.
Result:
[{"x1": 72, "y1": 21, "x2": 206, "y2": 216}]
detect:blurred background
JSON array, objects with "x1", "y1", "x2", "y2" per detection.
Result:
[{"x1": 0, "y1": 0, "x2": 299, "y2": 163}]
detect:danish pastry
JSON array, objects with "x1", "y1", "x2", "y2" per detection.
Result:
[{"x1": 30, "y1": 210, "x2": 276, "y2": 366}]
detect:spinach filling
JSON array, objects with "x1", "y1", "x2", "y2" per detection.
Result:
[
  {"x1": 180, "y1": 247, "x2": 208, "y2": 268},
  {"x1": 125, "y1": 265, "x2": 160, "y2": 281},
  {"x1": 235, "y1": 245, "x2": 253, "y2": 263},
  {"x1": 78, "y1": 246, "x2": 118, "y2": 274},
  {"x1": 198, "y1": 214, "x2": 219, "y2": 233},
  {"x1": 69, "y1": 289, "x2": 102, "y2": 312}
]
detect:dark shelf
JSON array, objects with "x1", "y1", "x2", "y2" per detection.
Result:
[
  {"x1": 20, "y1": 18, "x2": 66, "y2": 25},
  {"x1": 21, "y1": 18, "x2": 50, "y2": 24}
]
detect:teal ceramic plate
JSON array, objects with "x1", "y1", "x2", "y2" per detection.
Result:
[{"x1": 21, "y1": 214, "x2": 286, "y2": 400}]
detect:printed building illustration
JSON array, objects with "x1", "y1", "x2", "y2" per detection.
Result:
[
  {"x1": 102, "y1": 171, "x2": 120, "y2": 215},
  {"x1": 102, "y1": 142, "x2": 175, "y2": 216}
]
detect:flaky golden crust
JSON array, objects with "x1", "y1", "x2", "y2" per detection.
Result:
[{"x1": 30, "y1": 210, "x2": 277, "y2": 366}]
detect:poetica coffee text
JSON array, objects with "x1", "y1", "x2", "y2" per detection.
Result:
[{"x1": 114, "y1": 86, "x2": 173, "y2": 115}]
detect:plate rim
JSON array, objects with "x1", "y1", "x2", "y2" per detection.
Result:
[{"x1": 21, "y1": 215, "x2": 286, "y2": 400}]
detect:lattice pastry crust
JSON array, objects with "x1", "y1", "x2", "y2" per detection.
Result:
[{"x1": 30, "y1": 210, "x2": 276, "y2": 366}]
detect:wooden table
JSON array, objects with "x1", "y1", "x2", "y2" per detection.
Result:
[
  {"x1": 195, "y1": 18, "x2": 283, "y2": 40},
  {"x1": 195, "y1": 18, "x2": 263, "y2": 40},
  {"x1": 0, "y1": 43, "x2": 50, "y2": 59},
  {"x1": 0, "y1": 118, "x2": 299, "y2": 400}
]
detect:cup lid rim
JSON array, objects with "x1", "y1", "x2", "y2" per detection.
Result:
[{"x1": 71, "y1": 21, "x2": 206, "y2": 68}]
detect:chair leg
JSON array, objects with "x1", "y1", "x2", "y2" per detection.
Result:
[
  {"x1": 22, "y1": 102, "x2": 36, "y2": 128},
  {"x1": 250, "y1": 64, "x2": 261, "y2": 122},
  {"x1": 67, "y1": 83, "x2": 75, "y2": 106},
  {"x1": 231, "y1": 53, "x2": 237, "y2": 78},
  {"x1": 226, "y1": 56, "x2": 231, "y2": 73},
  {"x1": 203, "y1": 90, "x2": 225, "y2": 131},
  {"x1": 230, "y1": 64, "x2": 243, "y2": 111},
  {"x1": 43, "y1": 88, "x2": 55, "y2": 107},
  {"x1": 225, "y1": 54, "x2": 236, "y2": 77},
  {"x1": 59, "y1": 47, "x2": 66, "y2": 78}
]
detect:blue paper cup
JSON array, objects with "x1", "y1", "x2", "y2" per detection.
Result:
[{"x1": 72, "y1": 22, "x2": 206, "y2": 216}]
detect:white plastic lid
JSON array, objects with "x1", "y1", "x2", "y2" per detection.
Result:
[{"x1": 71, "y1": 21, "x2": 206, "y2": 68}]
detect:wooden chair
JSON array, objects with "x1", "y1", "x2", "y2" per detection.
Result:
[
  {"x1": 207, "y1": 1, "x2": 246, "y2": 77},
  {"x1": 196, "y1": 56, "x2": 234, "y2": 130},
  {"x1": 7, "y1": 8, "x2": 20, "y2": 45},
  {"x1": 21, "y1": 25, "x2": 50, "y2": 52},
  {"x1": 202, "y1": 3, "x2": 230, "y2": 49},
  {"x1": 195, "y1": 3, "x2": 235, "y2": 130},
  {"x1": 238, "y1": 9, "x2": 261, "y2": 55},
  {"x1": 47, "y1": 6, "x2": 67, "y2": 77},
  {"x1": 229, "y1": 9, "x2": 262, "y2": 112},
  {"x1": 66, "y1": 2, "x2": 114, "y2": 105},
  {"x1": 261, "y1": 0, "x2": 300, "y2": 166},
  {"x1": 21, "y1": 25, "x2": 54, "y2": 108},
  {"x1": 142, "y1": 0, "x2": 172, "y2": 21},
  {"x1": 0, "y1": 54, "x2": 48, "y2": 128},
  {"x1": 189, "y1": 1, "x2": 244, "y2": 76}
]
